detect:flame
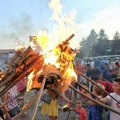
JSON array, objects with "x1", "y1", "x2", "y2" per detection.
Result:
[
  {"x1": 49, "y1": 0, "x2": 81, "y2": 49},
  {"x1": 27, "y1": 69, "x2": 35, "y2": 91},
  {"x1": 36, "y1": 35, "x2": 48, "y2": 50},
  {"x1": 61, "y1": 62, "x2": 77, "y2": 91},
  {"x1": 28, "y1": 33, "x2": 77, "y2": 92},
  {"x1": 63, "y1": 66, "x2": 77, "y2": 82},
  {"x1": 44, "y1": 47, "x2": 61, "y2": 68}
]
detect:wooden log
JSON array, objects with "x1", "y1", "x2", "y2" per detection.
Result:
[{"x1": 0, "y1": 55, "x2": 44, "y2": 96}]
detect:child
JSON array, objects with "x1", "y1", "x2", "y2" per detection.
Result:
[
  {"x1": 72, "y1": 101, "x2": 87, "y2": 120},
  {"x1": 79, "y1": 83, "x2": 90, "y2": 109},
  {"x1": 99, "y1": 78, "x2": 120, "y2": 120},
  {"x1": 87, "y1": 83, "x2": 105, "y2": 120}
]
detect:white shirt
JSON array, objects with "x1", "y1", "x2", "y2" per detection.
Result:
[{"x1": 106, "y1": 93, "x2": 120, "y2": 120}]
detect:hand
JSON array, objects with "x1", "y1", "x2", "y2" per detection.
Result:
[
  {"x1": 0, "y1": 103, "x2": 5, "y2": 108},
  {"x1": 97, "y1": 96, "x2": 103, "y2": 102}
]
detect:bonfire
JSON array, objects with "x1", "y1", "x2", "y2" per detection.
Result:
[{"x1": 0, "y1": 34, "x2": 120, "y2": 120}]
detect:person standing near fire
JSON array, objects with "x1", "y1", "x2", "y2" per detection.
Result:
[
  {"x1": 71, "y1": 100, "x2": 87, "y2": 120},
  {"x1": 115, "y1": 61, "x2": 120, "y2": 78},
  {"x1": 87, "y1": 83, "x2": 105, "y2": 120},
  {"x1": 2, "y1": 85, "x2": 20, "y2": 120},
  {"x1": 99, "y1": 78, "x2": 120, "y2": 120},
  {"x1": 73, "y1": 59, "x2": 85, "y2": 99},
  {"x1": 41, "y1": 90, "x2": 73, "y2": 120}
]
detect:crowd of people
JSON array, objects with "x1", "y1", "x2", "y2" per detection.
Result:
[
  {"x1": 70, "y1": 58, "x2": 120, "y2": 120},
  {"x1": 0, "y1": 58, "x2": 120, "y2": 120}
]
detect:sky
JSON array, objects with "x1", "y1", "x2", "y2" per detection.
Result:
[{"x1": 0, "y1": 0, "x2": 120, "y2": 49}]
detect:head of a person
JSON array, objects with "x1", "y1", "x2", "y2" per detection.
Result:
[
  {"x1": 115, "y1": 61, "x2": 120, "y2": 68},
  {"x1": 93, "y1": 83, "x2": 105, "y2": 96},
  {"x1": 105, "y1": 63, "x2": 110, "y2": 70},
  {"x1": 85, "y1": 64, "x2": 92, "y2": 70},
  {"x1": 91, "y1": 69, "x2": 102, "y2": 82},
  {"x1": 76, "y1": 100, "x2": 82, "y2": 109},
  {"x1": 113, "y1": 78, "x2": 120, "y2": 95}
]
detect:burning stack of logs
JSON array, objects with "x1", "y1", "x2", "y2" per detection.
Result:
[
  {"x1": 0, "y1": 46, "x2": 44, "y2": 96},
  {"x1": 0, "y1": 34, "x2": 120, "y2": 120}
]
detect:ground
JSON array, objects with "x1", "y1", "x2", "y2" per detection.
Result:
[{"x1": 19, "y1": 90, "x2": 77, "y2": 120}]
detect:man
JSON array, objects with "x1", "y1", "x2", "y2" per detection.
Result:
[{"x1": 90, "y1": 69, "x2": 113, "y2": 97}]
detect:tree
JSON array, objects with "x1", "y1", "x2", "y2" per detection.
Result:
[
  {"x1": 97, "y1": 29, "x2": 108, "y2": 41},
  {"x1": 79, "y1": 29, "x2": 98, "y2": 58},
  {"x1": 87, "y1": 29, "x2": 98, "y2": 47},
  {"x1": 113, "y1": 31, "x2": 120, "y2": 40}
]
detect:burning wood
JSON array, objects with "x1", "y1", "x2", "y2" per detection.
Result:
[
  {"x1": 27, "y1": 34, "x2": 76, "y2": 95},
  {"x1": 0, "y1": 34, "x2": 76, "y2": 97},
  {"x1": 0, "y1": 46, "x2": 44, "y2": 96},
  {"x1": 3, "y1": 34, "x2": 76, "y2": 120},
  {"x1": 1, "y1": 33, "x2": 120, "y2": 119}
]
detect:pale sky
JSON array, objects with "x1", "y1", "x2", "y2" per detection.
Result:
[{"x1": 0, "y1": 0, "x2": 120, "y2": 49}]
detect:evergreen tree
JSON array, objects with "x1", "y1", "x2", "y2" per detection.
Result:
[
  {"x1": 79, "y1": 29, "x2": 98, "y2": 57},
  {"x1": 113, "y1": 31, "x2": 120, "y2": 40},
  {"x1": 97, "y1": 29, "x2": 108, "y2": 40},
  {"x1": 87, "y1": 29, "x2": 98, "y2": 47}
]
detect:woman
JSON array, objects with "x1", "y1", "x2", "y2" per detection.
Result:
[{"x1": 2, "y1": 85, "x2": 20, "y2": 120}]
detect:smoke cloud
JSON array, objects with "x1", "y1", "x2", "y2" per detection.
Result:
[{"x1": 0, "y1": 12, "x2": 35, "y2": 49}]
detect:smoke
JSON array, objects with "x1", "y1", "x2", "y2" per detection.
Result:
[
  {"x1": 0, "y1": 12, "x2": 35, "y2": 49},
  {"x1": 49, "y1": 0, "x2": 81, "y2": 49}
]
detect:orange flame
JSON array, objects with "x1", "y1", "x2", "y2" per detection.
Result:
[
  {"x1": 27, "y1": 69, "x2": 35, "y2": 91},
  {"x1": 27, "y1": 34, "x2": 77, "y2": 92}
]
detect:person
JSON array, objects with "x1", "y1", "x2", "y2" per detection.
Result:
[
  {"x1": 115, "y1": 61, "x2": 120, "y2": 78},
  {"x1": 79, "y1": 82, "x2": 90, "y2": 109},
  {"x1": 2, "y1": 85, "x2": 20, "y2": 120},
  {"x1": 102, "y1": 63, "x2": 112, "y2": 83},
  {"x1": 0, "y1": 104, "x2": 6, "y2": 120},
  {"x1": 90, "y1": 69, "x2": 113, "y2": 97},
  {"x1": 87, "y1": 83, "x2": 105, "y2": 120},
  {"x1": 72, "y1": 100, "x2": 87, "y2": 120},
  {"x1": 73, "y1": 59, "x2": 85, "y2": 99},
  {"x1": 41, "y1": 88, "x2": 72, "y2": 120},
  {"x1": 17, "y1": 77, "x2": 27, "y2": 108},
  {"x1": 74, "y1": 59, "x2": 85, "y2": 83},
  {"x1": 85, "y1": 64, "x2": 94, "y2": 88},
  {"x1": 99, "y1": 78, "x2": 120, "y2": 120}
]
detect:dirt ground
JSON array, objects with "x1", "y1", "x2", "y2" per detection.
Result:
[
  {"x1": 19, "y1": 90, "x2": 77, "y2": 120},
  {"x1": 20, "y1": 106, "x2": 76, "y2": 120}
]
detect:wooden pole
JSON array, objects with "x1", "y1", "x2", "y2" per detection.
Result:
[
  {"x1": 13, "y1": 91, "x2": 39, "y2": 120},
  {"x1": 30, "y1": 65, "x2": 49, "y2": 120},
  {"x1": 75, "y1": 70, "x2": 120, "y2": 104},
  {"x1": 70, "y1": 85, "x2": 120, "y2": 115},
  {"x1": 76, "y1": 81, "x2": 98, "y2": 99}
]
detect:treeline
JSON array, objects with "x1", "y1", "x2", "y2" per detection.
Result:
[{"x1": 77, "y1": 29, "x2": 120, "y2": 58}]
